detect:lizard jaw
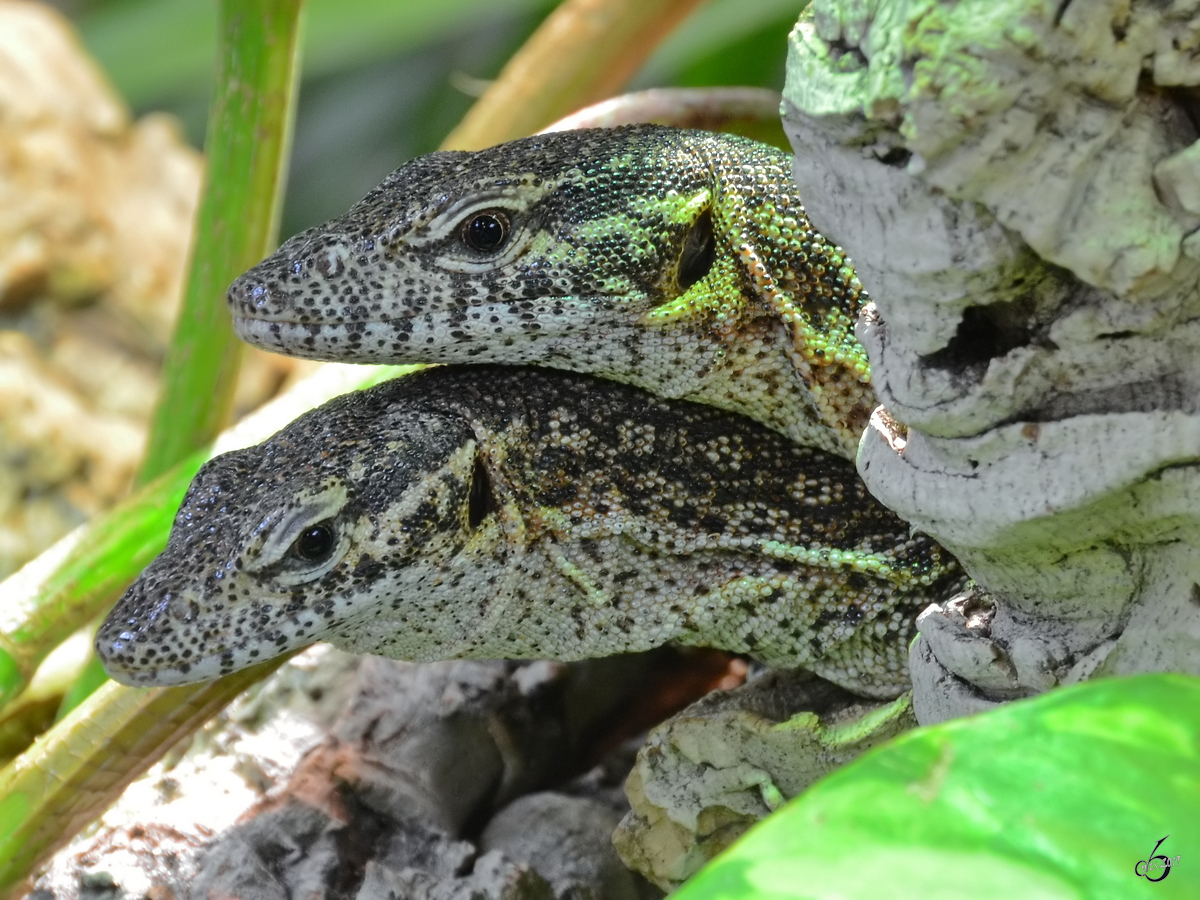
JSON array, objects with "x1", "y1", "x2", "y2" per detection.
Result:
[
  {"x1": 96, "y1": 614, "x2": 322, "y2": 688},
  {"x1": 230, "y1": 295, "x2": 654, "y2": 365},
  {"x1": 94, "y1": 578, "x2": 333, "y2": 688},
  {"x1": 96, "y1": 646, "x2": 226, "y2": 688}
]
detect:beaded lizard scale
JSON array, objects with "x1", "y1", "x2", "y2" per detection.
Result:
[
  {"x1": 96, "y1": 367, "x2": 958, "y2": 698},
  {"x1": 228, "y1": 125, "x2": 873, "y2": 460}
]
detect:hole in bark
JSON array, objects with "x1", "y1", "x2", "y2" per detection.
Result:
[
  {"x1": 1111, "y1": 9, "x2": 1130, "y2": 42},
  {"x1": 826, "y1": 39, "x2": 868, "y2": 71},
  {"x1": 875, "y1": 146, "x2": 912, "y2": 167},
  {"x1": 921, "y1": 298, "x2": 1037, "y2": 374},
  {"x1": 327, "y1": 788, "x2": 391, "y2": 897},
  {"x1": 1166, "y1": 86, "x2": 1200, "y2": 134}
]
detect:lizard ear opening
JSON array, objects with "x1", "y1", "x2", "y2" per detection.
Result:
[
  {"x1": 467, "y1": 452, "x2": 496, "y2": 530},
  {"x1": 678, "y1": 207, "x2": 716, "y2": 291}
]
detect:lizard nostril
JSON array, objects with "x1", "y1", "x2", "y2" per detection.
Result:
[
  {"x1": 251, "y1": 284, "x2": 270, "y2": 308},
  {"x1": 170, "y1": 596, "x2": 201, "y2": 623},
  {"x1": 317, "y1": 250, "x2": 345, "y2": 278}
]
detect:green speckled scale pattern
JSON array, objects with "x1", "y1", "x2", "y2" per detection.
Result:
[
  {"x1": 229, "y1": 125, "x2": 873, "y2": 459},
  {"x1": 97, "y1": 368, "x2": 958, "y2": 698}
]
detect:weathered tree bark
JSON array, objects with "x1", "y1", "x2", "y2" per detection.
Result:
[
  {"x1": 783, "y1": 0, "x2": 1200, "y2": 723},
  {"x1": 27, "y1": 650, "x2": 671, "y2": 900}
]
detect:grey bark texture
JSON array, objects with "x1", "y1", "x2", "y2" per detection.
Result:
[
  {"x1": 612, "y1": 669, "x2": 914, "y2": 891},
  {"x1": 782, "y1": 0, "x2": 1200, "y2": 723},
  {"x1": 26, "y1": 651, "x2": 664, "y2": 900}
]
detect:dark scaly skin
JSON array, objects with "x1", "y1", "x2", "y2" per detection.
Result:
[
  {"x1": 228, "y1": 126, "x2": 873, "y2": 460},
  {"x1": 96, "y1": 367, "x2": 959, "y2": 698}
]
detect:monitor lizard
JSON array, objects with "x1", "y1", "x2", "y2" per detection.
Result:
[
  {"x1": 96, "y1": 366, "x2": 959, "y2": 697},
  {"x1": 227, "y1": 125, "x2": 873, "y2": 462}
]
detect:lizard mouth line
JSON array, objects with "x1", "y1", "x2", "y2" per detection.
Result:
[
  {"x1": 231, "y1": 297, "x2": 665, "y2": 365},
  {"x1": 228, "y1": 290, "x2": 647, "y2": 327},
  {"x1": 96, "y1": 637, "x2": 234, "y2": 687},
  {"x1": 229, "y1": 293, "x2": 661, "y2": 358},
  {"x1": 98, "y1": 619, "x2": 325, "y2": 688}
]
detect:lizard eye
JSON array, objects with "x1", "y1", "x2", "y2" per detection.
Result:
[
  {"x1": 461, "y1": 211, "x2": 510, "y2": 252},
  {"x1": 292, "y1": 522, "x2": 336, "y2": 562}
]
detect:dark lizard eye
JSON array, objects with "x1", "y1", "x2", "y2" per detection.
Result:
[
  {"x1": 462, "y1": 211, "x2": 510, "y2": 252},
  {"x1": 293, "y1": 523, "x2": 335, "y2": 562}
]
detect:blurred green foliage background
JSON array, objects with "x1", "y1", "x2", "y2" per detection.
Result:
[{"x1": 58, "y1": 0, "x2": 801, "y2": 237}]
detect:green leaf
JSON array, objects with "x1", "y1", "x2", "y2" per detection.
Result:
[{"x1": 676, "y1": 674, "x2": 1200, "y2": 899}]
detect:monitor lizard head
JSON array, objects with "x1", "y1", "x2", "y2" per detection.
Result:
[
  {"x1": 226, "y1": 124, "x2": 783, "y2": 366},
  {"x1": 97, "y1": 366, "x2": 960, "y2": 697},
  {"x1": 223, "y1": 125, "x2": 872, "y2": 456},
  {"x1": 95, "y1": 386, "x2": 496, "y2": 687}
]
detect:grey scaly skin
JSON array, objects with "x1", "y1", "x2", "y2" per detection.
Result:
[
  {"x1": 96, "y1": 367, "x2": 959, "y2": 698},
  {"x1": 227, "y1": 125, "x2": 873, "y2": 461}
]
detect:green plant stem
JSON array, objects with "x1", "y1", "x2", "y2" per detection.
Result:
[
  {"x1": 138, "y1": 0, "x2": 304, "y2": 485},
  {"x1": 0, "y1": 657, "x2": 292, "y2": 899},
  {"x1": 443, "y1": 0, "x2": 706, "y2": 150},
  {"x1": 53, "y1": 655, "x2": 109, "y2": 723},
  {"x1": 52, "y1": 0, "x2": 307, "y2": 720},
  {"x1": 6, "y1": 0, "x2": 312, "y2": 703}
]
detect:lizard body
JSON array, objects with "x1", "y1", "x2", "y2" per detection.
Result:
[
  {"x1": 97, "y1": 367, "x2": 958, "y2": 698},
  {"x1": 228, "y1": 126, "x2": 872, "y2": 460}
]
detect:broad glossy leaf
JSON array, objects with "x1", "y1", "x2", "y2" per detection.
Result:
[{"x1": 677, "y1": 674, "x2": 1200, "y2": 899}]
